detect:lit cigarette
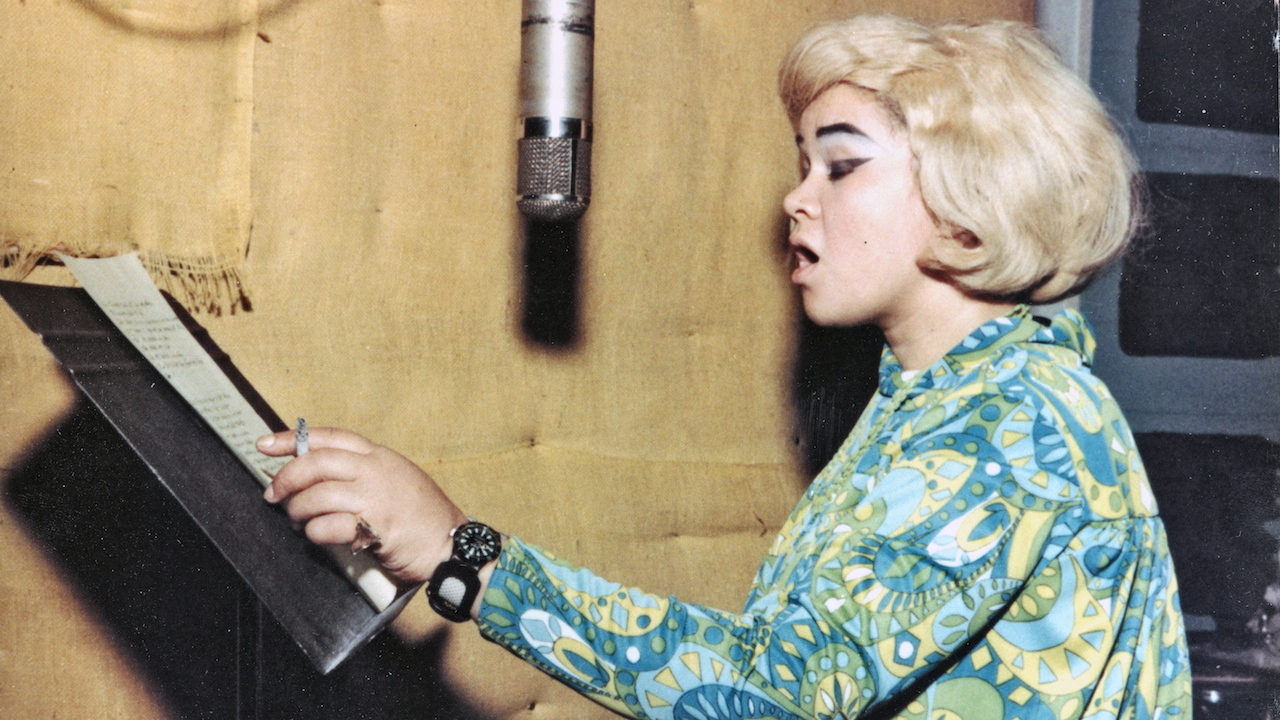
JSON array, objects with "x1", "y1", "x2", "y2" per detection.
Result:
[{"x1": 296, "y1": 417, "x2": 309, "y2": 455}]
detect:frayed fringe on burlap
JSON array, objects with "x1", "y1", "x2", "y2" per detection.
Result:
[
  {"x1": 2, "y1": 244, "x2": 251, "y2": 316},
  {"x1": 1, "y1": 242, "x2": 45, "y2": 281},
  {"x1": 137, "y1": 251, "x2": 251, "y2": 316}
]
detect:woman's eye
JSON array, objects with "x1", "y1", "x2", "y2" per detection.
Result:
[{"x1": 828, "y1": 158, "x2": 869, "y2": 180}]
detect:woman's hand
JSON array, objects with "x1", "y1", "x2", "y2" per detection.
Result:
[{"x1": 256, "y1": 427, "x2": 468, "y2": 585}]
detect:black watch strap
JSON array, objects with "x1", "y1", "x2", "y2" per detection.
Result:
[
  {"x1": 427, "y1": 559, "x2": 482, "y2": 623},
  {"x1": 426, "y1": 521, "x2": 503, "y2": 622}
]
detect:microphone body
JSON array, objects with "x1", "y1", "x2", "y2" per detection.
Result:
[{"x1": 518, "y1": 0, "x2": 594, "y2": 222}]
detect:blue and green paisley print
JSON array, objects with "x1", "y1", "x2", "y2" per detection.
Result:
[{"x1": 477, "y1": 307, "x2": 1192, "y2": 719}]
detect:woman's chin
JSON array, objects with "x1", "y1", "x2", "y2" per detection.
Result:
[{"x1": 801, "y1": 302, "x2": 867, "y2": 328}]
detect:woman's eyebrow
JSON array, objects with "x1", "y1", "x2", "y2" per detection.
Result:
[
  {"x1": 795, "y1": 122, "x2": 872, "y2": 147},
  {"x1": 815, "y1": 122, "x2": 869, "y2": 140}
]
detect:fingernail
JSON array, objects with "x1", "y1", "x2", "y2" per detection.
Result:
[
  {"x1": 258, "y1": 435, "x2": 276, "y2": 449},
  {"x1": 263, "y1": 484, "x2": 276, "y2": 502}
]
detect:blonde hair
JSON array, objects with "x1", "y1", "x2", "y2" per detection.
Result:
[{"x1": 779, "y1": 15, "x2": 1139, "y2": 303}]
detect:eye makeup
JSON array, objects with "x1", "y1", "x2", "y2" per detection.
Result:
[
  {"x1": 827, "y1": 157, "x2": 871, "y2": 180},
  {"x1": 795, "y1": 121, "x2": 881, "y2": 182}
]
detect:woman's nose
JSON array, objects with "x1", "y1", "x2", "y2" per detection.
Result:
[{"x1": 783, "y1": 179, "x2": 817, "y2": 221}]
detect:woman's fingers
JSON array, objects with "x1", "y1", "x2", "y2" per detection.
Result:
[
  {"x1": 299, "y1": 511, "x2": 365, "y2": 547},
  {"x1": 301, "y1": 427, "x2": 381, "y2": 454},
  {"x1": 263, "y1": 446, "x2": 375, "y2": 502},
  {"x1": 254, "y1": 427, "x2": 467, "y2": 584},
  {"x1": 275, "y1": 472, "x2": 368, "y2": 523},
  {"x1": 256, "y1": 426, "x2": 380, "y2": 458}
]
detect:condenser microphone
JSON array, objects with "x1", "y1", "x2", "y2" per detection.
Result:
[{"x1": 517, "y1": 0, "x2": 594, "y2": 222}]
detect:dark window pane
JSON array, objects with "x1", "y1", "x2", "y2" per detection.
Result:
[
  {"x1": 1120, "y1": 173, "x2": 1280, "y2": 359},
  {"x1": 1137, "y1": 0, "x2": 1278, "y2": 134}
]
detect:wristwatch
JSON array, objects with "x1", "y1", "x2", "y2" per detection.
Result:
[{"x1": 426, "y1": 521, "x2": 503, "y2": 622}]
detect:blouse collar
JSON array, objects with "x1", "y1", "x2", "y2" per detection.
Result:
[{"x1": 875, "y1": 305, "x2": 1097, "y2": 399}]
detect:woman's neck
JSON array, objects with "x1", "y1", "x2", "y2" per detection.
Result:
[{"x1": 882, "y1": 292, "x2": 1017, "y2": 371}]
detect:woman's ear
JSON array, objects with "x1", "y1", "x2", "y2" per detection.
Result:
[
  {"x1": 950, "y1": 227, "x2": 981, "y2": 250},
  {"x1": 923, "y1": 225, "x2": 987, "y2": 273}
]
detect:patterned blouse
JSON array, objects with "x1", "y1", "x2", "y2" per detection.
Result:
[{"x1": 477, "y1": 307, "x2": 1192, "y2": 719}]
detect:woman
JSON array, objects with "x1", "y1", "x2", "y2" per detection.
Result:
[{"x1": 259, "y1": 15, "x2": 1191, "y2": 719}]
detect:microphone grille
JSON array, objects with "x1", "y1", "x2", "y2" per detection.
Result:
[{"x1": 518, "y1": 136, "x2": 591, "y2": 222}]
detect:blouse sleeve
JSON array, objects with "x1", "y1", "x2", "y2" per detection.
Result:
[{"x1": 475, "y1": 381, "x2": 1187, "y2": 719}]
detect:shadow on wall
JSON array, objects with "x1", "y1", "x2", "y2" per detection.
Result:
[
  {"x1": 521, "y1": 219, "x2": 581, "y2": 349},
  {"x1": 790, "y1": 321, "x2": 884, "y2": 478},
  {"x1": 518, "y1": 212, "x2": 885, "y2": 479},
  {"x1": 69, "y1": 0, "x2": 308, "y2": 41},
  {"x1": 6, "y1": 400, "x2": 495, "y2": 720}
]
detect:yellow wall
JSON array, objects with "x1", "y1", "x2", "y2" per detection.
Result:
[{"x1": 0, "y1": 0, "x2": 1030, "y2": 717}]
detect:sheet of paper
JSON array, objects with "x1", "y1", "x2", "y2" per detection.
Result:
[{"x1": 60, "y1": 253, "x2": 399, "y2": 612}]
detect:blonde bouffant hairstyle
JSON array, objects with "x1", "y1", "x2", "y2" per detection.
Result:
[{"x1": 779, "y1": 15, "x2": 1139, "y2": 303}]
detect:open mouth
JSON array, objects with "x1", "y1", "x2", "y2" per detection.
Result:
[{"x1": 791, "y1": 245, "x2": 818, "y2": 275}]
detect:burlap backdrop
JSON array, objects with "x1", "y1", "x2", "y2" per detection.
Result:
[{"x1": 0, "y1": 0, "x2": 1030, "y2": 717}]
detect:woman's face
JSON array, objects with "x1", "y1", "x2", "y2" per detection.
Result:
[{"x1": 784, "y1": 84, "x2": 943, "y2": 329}]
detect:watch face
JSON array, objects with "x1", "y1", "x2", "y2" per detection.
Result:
[{"x1": 453, "y1": 522, "x2": 502, "y2": 566}]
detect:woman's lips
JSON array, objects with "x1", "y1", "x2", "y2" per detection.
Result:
[{"x1": 790, "y1": 244, "x2": 818, "y2": 283}]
